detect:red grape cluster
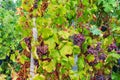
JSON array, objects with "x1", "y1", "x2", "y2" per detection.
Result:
[{"x1": 73, "y1": 34, "x2": 85, "y2": 47}]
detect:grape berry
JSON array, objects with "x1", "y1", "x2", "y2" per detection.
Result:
[{"x1": 73, "y1": 34, "x2": 85, "y2": 47}]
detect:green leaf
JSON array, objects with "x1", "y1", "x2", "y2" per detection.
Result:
[
  {"x1": 21, "y1": 41, "x2": 26, "y2": 49},
  {"x1": 41, "y1": 28, "x2": 53, "y2": 39},
  {"x1": 82, "y1": 0, "x2": 89, "y2": 6},
  {"x1": 103, "y1": 3, "x2": 113, "y2": 12},
  {"x1": 60, "y1": 42, "x2": 73, "y2": 56},
  {"x1": 45, "y1": 38, "x2": 56, "y2": 50},
  {"x1": 77, "y1": 56, "x2": 85, "y2": 70},
  {"x1": 104, "y1": 68, "x2": 111, "y2": 74},
  {"x1": 106, "y1": 52, "x2": 120, "y2": 63},
  {"x1": 112, "y1": 72, "x2": 120, "y2": 80},
  {"x1": 58, "y1": 31, "x2": 70, "y2": 39},
  {"x1": 42, "y1": 60, "x2": 56, "y2": 73},
  {"x1": 49, "y1": 49, "x2": 60, "y2": 62},
  {"x1": 32, "y1": 45, "x2": 39, "y2": 60},
  {"x1": 86, "y1": 54, "x2": 95, "y2": 62},
  {"x1": 68, "y1": 57, "x2": 74, "y2": 66},
  {"x1": 61, "y1": 56, "x2": 68, "y2": 66},
  {"x1": 19, "y1": 55, "x2": 29, "y2": 64},
  {"x1": 94, "y1": 62, "x2": 103, "y2": 70},
  {"x1": 73, "y1": 45, "x2": 80, "y2": 55},
  {"x1": 98, "y1": 0, "x2": 104, "y2": 5},
  {"x1": 33, "y1": 74, "x2": 45, "y2": 80},
  {"x1": 10, "y1": 54, "x2": 16, "y2": 62}
]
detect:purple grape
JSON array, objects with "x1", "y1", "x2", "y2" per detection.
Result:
[
  {"x1": 89, "y1": 58, "x2": 98, "y2": 66},
  {"x1": 34, "y1": 4, "x2": 38, "y2": 8},
  {"x1": 93, "y1": 50, "x2": 98, "y2": 55},
  {"x1": 108, "y1": 43, "x2": 117, "y2": 52},
  {"x1": 87, "y1": 47, "x2": 94, "y2": 54},
  {"x1": 24, "y1": 37, "x2": 31, "y2": 50},
  {"x1": 99, "y1": 53, "x2": 106, "y2": 61},
  {"x1": 95, "y1": 75, "x2": 105, "y2": 80},
  {"x1": 33, "y1": 0, "x2": 38, "y2": 9},
  {"x1": 37, "y1": 45, "x2": 48, "y2": 55},
  {"x1": 89, "y1": 60, "x2": 97, "y2": 66},
  {"x1": 89, "y1": 62, "x2": 95, "y2": 66},
  {"x1": 73, "y1": 34, "x2": 85, "y2": 47},
  {"x1": 116, "y1": 50, "x2": 120, "y2": 54},
  {"x1": 34, "y1": 59, "x2": 39, "y2": 67},
  {"x1": 96, "y1": 42, "x2": 101, "y2": 52},
  {"x1": 87, "y1": 47, "x2": 98, "y2": 56}
]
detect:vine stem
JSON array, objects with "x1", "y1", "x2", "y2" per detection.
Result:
[{"x1": 30, "y1": 17, "x2": 37, "y2": 80}]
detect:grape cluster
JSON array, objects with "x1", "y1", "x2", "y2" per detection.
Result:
[
  {"x1": 87, "y1": 47, "x2": 99, "y2": 57},
  {"x1": 87, "y1": 46, "x2": 95, "y2": 54},
  {"x1": 73, "y1": 34, "x2": 85, "y2": 47},
  {"x1": 96, "y1": 42, "x2": 101, "y2": 52},
  {"x1": 95, "y1": 74, "x2": 105, "y2": 80},
  {"x1": 33, "y1": 0, "x2": 38, "y2": 9},
  {"x1": 37, "y1": 41, "x2": 48, "y2": 58},
  {"x1": 116, "y1": 50, "x2": 120, "y2": 54},
  {"x1": 87, "y1": 42, "x2": 101, "y2": 54},
  {"x1": 87, "y1": 46, "x2": 98, "y2": 66},
  {"x1": 89, "y1": 60, "x2": 98, "y2": 66},
  {"x1": 108, "y1": 43, "x2": 117, "y2": 52},
  {"x1": 108, "y1": 43, "x2": 120, "y2": 55},
  {"x1": 24, "y1": 37, "x2": 31, "y2": 50},
  {"x1": 37, "y1": 45, "x2": 48, "y2": 55},
  {"x1": 87, "y1": 42, "x2": 107, "y2": 66},
  {"x1": 99, "y1": 53, "x2": 106, "y2": 61}
]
